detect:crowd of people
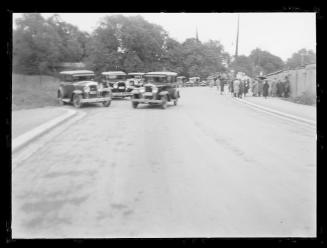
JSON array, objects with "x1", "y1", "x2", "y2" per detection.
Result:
[{"x1": 212, "y1": 73, "x2": 291, "y2": 99}]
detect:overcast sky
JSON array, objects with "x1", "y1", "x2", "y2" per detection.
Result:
[{"x1": 13, "y1": 13, "x2": 316, "y2": 61}]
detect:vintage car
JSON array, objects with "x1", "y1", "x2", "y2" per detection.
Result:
[
  {"x1": 189, "y1": 77, "x2": 201, "y2": 86},
  {"x1": 200, "y1": 81, "x2": 208, "y2": 86},
  {"x1": 57, "y1": 70, "x2": 112, "y2": 108},
  {"x1": 127, "y1": 72, "x2": 145, "y2": 88},
  {"x1": 101, "y1": 71, "x2": 131, "y2": 98},
  {"x1": 177, "y1": 76, "x2": 187, "y2": 87},
  {"x1": 131, "y1": 71, "x2": 180, "y2": 109}
]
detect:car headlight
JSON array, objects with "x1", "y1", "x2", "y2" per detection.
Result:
[
  {"x1": 84, "y1": 86, "x2": 90, "y2": 93},
  {"x1": 152, "y1": 87, "x2": 158, "y2": 93},
  {"x1": 114, "y1": 84, "x2": 118, "y2": 89},
  {"x1": 139, "y1": 87, "x2": 145, "y2": 93}
]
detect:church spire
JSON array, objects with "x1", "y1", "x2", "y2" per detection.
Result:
[{"x1": 196, "y1": 26, "x2": 199, "y2": 42}]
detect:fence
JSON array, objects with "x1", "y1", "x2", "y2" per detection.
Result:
[{"x1": 265, "y1": 64, "x2": 316, "y2": 98}]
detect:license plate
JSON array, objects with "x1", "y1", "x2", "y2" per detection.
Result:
[
  {"x1": 119, "y1": 87, "x2": 125, "y2": 89},
  {"x1": 89, "y1": 91, "x2": 97, "y2": 94}
]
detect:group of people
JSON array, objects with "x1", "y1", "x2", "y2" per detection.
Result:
[{"x1": 212, "y1": 73, "x2": 291, "y2": 99}]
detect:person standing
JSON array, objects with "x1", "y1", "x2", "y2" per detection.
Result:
[
  {"x1": 243, "y1": 79, "x2": 249, "y2": 97},
  {"x1": 263, "y1": 80, "x2": 269, "y2": 98},
  {"x1": 258, "y1": 79, "x2": 263, "y2": 97},
  {"x1": 220, "y1": 77, "x2": 225, "y2": 95},
  {"x1": 284, "y1": 76, "x2": 290, "y2": 98},
  {"x1": 216, "y1": 76, "x2": 221, "y2": 91},
  {"x1": 233, "y1": 79, "x2": 240, "y2": 98},
  {"x1": 271, "y1": 78, "x2": 277, "y2": 97},
  {"x1": 252, "y1": 80, "x2": 258, "y2": 96}
]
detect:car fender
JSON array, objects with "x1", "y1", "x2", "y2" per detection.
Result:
[
  {"x1": 73, "y1": 89, "x2": 83, "y2": 95},
  {"x1": 159, "y1": 91, "x2": 168, "y2": 96}
]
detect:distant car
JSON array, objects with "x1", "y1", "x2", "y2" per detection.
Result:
[
  {"x1": 101, "y1": 71, "x2": 131, "y2": 98},
  {"x1": 189, "y1": 77, "x2": 201, "y2": 86},
  {"x1": 57, "y1": 70, "x2": 112, "y2": 108},
  {"x1": 184, "y1": 80, "x2": 194, "y2": 87},
  {"x1": 131, "y1": 71, "x2": 180, "y2": 109},
  {"x1": 200, "y1": 81, "x2": 207, "y2": 86},
  {"x1": 177, "y1": 76, "x2": 187, "y2": 87}
]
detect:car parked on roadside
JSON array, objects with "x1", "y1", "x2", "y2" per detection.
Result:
[
  {"x1": 57, "y1": 70, "x2": 112, "y2": 108},
  {"x1": 130, "y1": 71, "x2": 180, "y2": 109},
  {"x1": 127, "y1": 72, "x2": 145, "y2": 88},
  {"x1": 189, "y1": 77, "x2": 200, "y2": 87},
  {"x1": 101, "y1": 71, "x2": 131, "y2": 98}
]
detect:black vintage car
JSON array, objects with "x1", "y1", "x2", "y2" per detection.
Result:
[
  {"x1": 57, "y1": 70, "x2": 112, "y2": 108},
  {"x1": 101, "y1": 71, "x2": 131, "y2": 98},
  {"x1": 130, "y1": 71, "x2": 180, "y2": 109}
]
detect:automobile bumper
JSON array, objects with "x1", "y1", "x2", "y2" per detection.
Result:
[
  {"x1": 112, "y1": 92, "x2": 132, "y2": 97},
  {"x1": 81, "y1": 97, "x2": 111, "y2": 103},
  {"x1": 131, "y1": 98, "x2": 163, "y2": 104}
]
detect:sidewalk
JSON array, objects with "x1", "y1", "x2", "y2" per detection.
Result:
[
  {"x1": 12, "y1": 107, "x2": 76, "y2": 152},
  {"x1": 241, "y1": 96, "x2": 316, "y2": 122}
]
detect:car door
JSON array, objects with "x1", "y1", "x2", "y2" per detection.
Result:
[{"x1": 60, "y1": 75, "x2": 75, "y2": 98}]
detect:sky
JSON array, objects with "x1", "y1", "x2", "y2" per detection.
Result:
[{"x1": 12, "y1": 13, "x2": 316, "y2": 61}]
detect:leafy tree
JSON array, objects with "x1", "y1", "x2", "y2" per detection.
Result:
[
  {"x1": 248, "y1": 48, "x2": 284, "y2": 75},
  {"x1": 285, "y1": 48, "x2": 316, "y2": 69}
]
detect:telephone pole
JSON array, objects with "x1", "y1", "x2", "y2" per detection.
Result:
[{"x1": 235, "y1": 14, "x2": 240, "y2": 58}]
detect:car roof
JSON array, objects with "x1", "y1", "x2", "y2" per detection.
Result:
[
  {"x1": 128, "y1": 72, "x2": 145, "y2": 75},
  {"x1": 59, "y1": 70, "x2": 94, "y2": 75},
  {"x1": 189, "y1": 77, "x2": 200, "y2": 79},
  {"x1": 177, "y1": 76, "x2": 186, "y2": 78},
  {"x1": 145, "y1": 71, "x2": 178, "y2": 76},
  {"x1": 101, "y1": 71, "x2": 126, "y2": 75}
]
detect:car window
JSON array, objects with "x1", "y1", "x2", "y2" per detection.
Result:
[
  {"x1": 145, "y1": 76, "x2": 168, "y2": 84},
  {"x1": 73, "y1": 75, "x2": 94, "y2": 81},
  {"x1": 106, "y1": 75, "x2": 126, "y2": 80}
]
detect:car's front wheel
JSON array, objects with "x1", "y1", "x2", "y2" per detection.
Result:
[
  {"x1": 58, "y1": 90, "x2": 65, "y2": 105},
  {"x1": 73, "y1": 94, "x2": 83, "y2": 108},
  {"x1": 103, "y1": 100, "x2": 111, "y2": 107},
  {"x1": 161, "y1": 95, "x2": 168, "y2": 109},
  {"x1": 132, "y1": 101, "x2": 138, "y2": 109}
]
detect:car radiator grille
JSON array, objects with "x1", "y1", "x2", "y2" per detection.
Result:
[{"x1": 145, "y1": 86, "x2": 152, "y2": 92}]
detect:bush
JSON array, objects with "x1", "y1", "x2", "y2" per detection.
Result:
[{"x1": 292, "y1": 91, "x2": 316, "y2": 106}]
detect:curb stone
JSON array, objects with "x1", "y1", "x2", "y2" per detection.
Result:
[
  {"x1": 12, "y1": 108, "x2": 77, "y2": 153},
  {"x1": 233, "y1": 97, "x2": 316, "y2": 126}
]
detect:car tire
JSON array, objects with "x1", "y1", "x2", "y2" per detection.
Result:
[
  {"x1": 161, "y1": 95, "x2": 167, "y2": 109},
  {"x1": 132, "y1": 101, "x2": 138, "y2": 109},
  {"x1": 73, "y1": 94, "x2": 83, "y2": 108},
  {"x1": 58, "y1": 90, "x2": 65, "y2": 105},
  {"x1": 103, "y1": 100, "x2": 111, "y2": 107}
]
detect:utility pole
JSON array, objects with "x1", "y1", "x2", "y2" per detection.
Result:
[{"x1": 235, "y1": 14, "x2": 240, "y2": 58}]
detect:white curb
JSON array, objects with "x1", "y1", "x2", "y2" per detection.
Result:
[
  {"x1": 234, "y1": 98, "x2": 316, "y2": 126},
  {"x1": 12, "y1": 108, "x2": 77, "y2": 153}
]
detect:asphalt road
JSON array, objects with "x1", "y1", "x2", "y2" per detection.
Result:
[{"x1": 12, "y1": 87, "x2": 316, "y2": 238}]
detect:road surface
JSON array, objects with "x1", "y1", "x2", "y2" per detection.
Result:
[{"x1": 12, "y1": 87, "x2": 316, "y2": 238}]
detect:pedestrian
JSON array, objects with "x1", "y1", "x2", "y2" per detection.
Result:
[
  {"x1": 229, "y1": 80, "x2": 234, "y2": 95},
  {"x1": 233, "y1": 79, "x2": 240, "y2": 97},
  {"x1": 216, "y1": 77, "x2": 221, "y2": 91},
  {"x1": 263, "y1": 80, "x2": 269, "y2": 98},
  {"x1": 284, "y1": 76, "x2": 290, "y2": 98},
  {"x1": 243, "y1": 79, "x2": 249, "y2": 97},
  {"x1": 220, "y1": 77, "x2": 225, "y2": 95},
  {"x1": 258, "y1": 79, "x2": 263, "y2": 97},
  {"x1": 252, "y1": 80, "x2": 258, "y2": 96},
  {"x1": 238, "y1": 80, "x2": 244, "y2": 98}
]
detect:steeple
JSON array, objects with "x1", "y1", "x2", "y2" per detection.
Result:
[{"x1": 196, "y1": 26, "x2": 199, "y2": 42}]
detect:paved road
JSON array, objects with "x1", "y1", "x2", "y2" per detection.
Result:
[{"x1": 12, "y1": 87, "x2": 316, "y2": 238}]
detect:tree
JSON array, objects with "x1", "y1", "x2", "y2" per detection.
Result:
[
  {"x1": 285, "y1": 48, "x2": 316, "y2": 69},
  {"x1": 248, "y1": 48, "x2": 284, "y2": 75}
]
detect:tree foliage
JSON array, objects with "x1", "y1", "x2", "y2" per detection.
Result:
[{"x1": 285, "y1": 48, "x2": 316, "y2": 69}]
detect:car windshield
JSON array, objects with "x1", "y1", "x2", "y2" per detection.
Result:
[
  {"x1": 105, "y1": 75, "x2": 126, "y2": 80},
  {"x1": 73, "y1": 75, "x2": 94, "y2": 81},
  {"x1": 128, "y1": 75, "x2": 142, "y2": 79},
  {"x1": 145, "y1": 76, "x2": 169, "y2": 84}
]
